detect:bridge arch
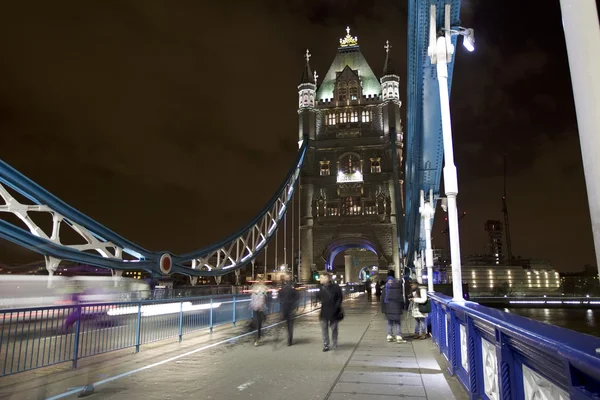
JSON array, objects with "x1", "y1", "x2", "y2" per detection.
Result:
[{"x1": 322, "y1": 236, "x2": 387, "y2": 282}]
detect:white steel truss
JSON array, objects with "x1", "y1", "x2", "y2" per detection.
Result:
[
  {"x1": 183, "y1": 155, "x2": 302, "y2": 274},
  {"x1": 0, "y1": 182, "x2": 142, "y2": 263}
]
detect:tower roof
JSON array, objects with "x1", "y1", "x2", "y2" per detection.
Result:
[
  {"x1": 382, "y1": 40, "x2": 397, "y2": 76},
  {"x1": 300, "y1": 49, "x2": 314, "y2": 85},
  {"x1": 316, "y1": 27, "x2": 381, "y2": 101}
]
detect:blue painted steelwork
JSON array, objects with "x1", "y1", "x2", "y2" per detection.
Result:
[
  {"x1": 429, "y1": 292, "x2": 600, "y2": 398},
  {"x1": 0, "y1": 141, "x2": 308, "y2": 277},
  {"x1": 0, "y1": 159, "x2": 154, "y2": 262},
  {"x1": 0, "y1": 286, "x2": 361, "y2": 377},
  {"x1": 405, "y1": 0, "x2": 461, "y2": 267}
]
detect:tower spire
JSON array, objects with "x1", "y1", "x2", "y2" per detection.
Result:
[
  {"x1": 300, "y1": 49, "x2": 314, "y2": 84},
  {"x1": 383, "y1": 40, "x2": 396, "y2": 75}
]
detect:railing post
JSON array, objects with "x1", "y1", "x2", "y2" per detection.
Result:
[
  {"x1": 466, "y1": 316, "x2": 481, "y2": 398},
  {"x1": 497, "y1": 330, "x2": 516, "y2": 400},
  {"x1": 72, "y1": 311, "x2": 81, "y2": 369},
  {"x1": 209, "y1": 296, "x2": 213, "y2": 333},
  {"x1": 135, "y1": 302, "x2": 142, "y2": 352},
  {"x1": 232, "y1": 295, "x2": 236, "y2": 326},
  {"x1": 447, "y1": 310, "x2": 458, "y2": 376},
  {"x1": 178, "y1": 300, "x2": 184, "y2": 342}
]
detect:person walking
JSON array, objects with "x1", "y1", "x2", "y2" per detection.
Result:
[
  {"x1": 317, "y1": 273, "x2": 343, "y2": 352},
  {"x1": 250, "y1": 280, "x2": 268, "y2": 346},
  {"x1": 375, "y1": 280, "x2": 383, "y2": 302},
  {"x1": 382, "y1": 270, "x2": 407, "y2": 343},
  {"x1": 410, "y1": 281, "x2": 430, "y2": 339},
  {"x1": 365, "y1": 277, "x2": 373, "y2": 302},
  {"x1": 278, "y1": 274, "x2": 299, "y2": 346}
]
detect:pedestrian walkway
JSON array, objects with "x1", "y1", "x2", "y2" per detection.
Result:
[{"x1": 0, "y1": 297, "x2": 466, "y2": 400}]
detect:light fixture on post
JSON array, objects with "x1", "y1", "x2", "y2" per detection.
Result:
[
  {"x1": 442, "y1": 27, "x2": 475, "y2": 52},
  {"x1": 427, "y1": 3, "x2": 474, "y2": 301}
]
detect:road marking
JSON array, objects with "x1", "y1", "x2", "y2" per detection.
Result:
[{"x1": 45, "y1": 308, "x2": 319, "y2": 400}]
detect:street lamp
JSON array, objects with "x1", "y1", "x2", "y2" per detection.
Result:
[
  {"x1": 442, "y1": 27, "x2": 475, "y2": 52},
  {"x1": 427, "y1": 4, "x2": 475, "y2": 301}
]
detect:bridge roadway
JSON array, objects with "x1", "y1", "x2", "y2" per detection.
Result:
[{"x1": 0, "y1": 300, "x2": 466, "y2": 400}]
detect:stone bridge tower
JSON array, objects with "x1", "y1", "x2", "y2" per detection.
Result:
[{"x1": 298, "y1": 28, "x2": 404, "y2": 283}]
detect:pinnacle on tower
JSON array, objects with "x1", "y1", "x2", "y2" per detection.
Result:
[
  {"x1": 383, "y1": 40, "x2": 396, "y2": 76},
  {"x1": 300, "y1": 49, "x2": 314, "y2": 84}
]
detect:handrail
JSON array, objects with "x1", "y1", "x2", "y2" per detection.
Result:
[{"x1": 429, "y1": 292, "x2": 600, "y2": 398}]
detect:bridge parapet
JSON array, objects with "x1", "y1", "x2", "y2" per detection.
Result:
[{"x1": 429, "y1": 292, "x2": 600, "y2": 399}]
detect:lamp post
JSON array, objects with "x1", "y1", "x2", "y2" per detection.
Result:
[
  {"x1": 419, "y1": 189, "x2": 435, "y2": 293},
  {"x1": 427, "y1": 4, "x2": 474, "y2": 301},
  {"x1": 559, "y1": 0, "x2": 600, "y2": 280}
]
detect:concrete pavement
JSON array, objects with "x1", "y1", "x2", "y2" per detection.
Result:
[{"x1": 0, "y1": 296, "x2": 466, "y2": 400}]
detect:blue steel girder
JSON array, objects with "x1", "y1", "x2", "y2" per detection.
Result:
[
  {"x1": 405, "y1": 0, "x2": 461, "y2": 268},
  {"x1": 0, "y1": 141, "x2": 307, "y2": 277},
  {"x1": 172, "y1": 140, "x2": 307, "y2": 276}
]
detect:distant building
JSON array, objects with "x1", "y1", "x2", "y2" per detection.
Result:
[
  {"x1": 484, "y1": 220, "x2": 504, "y2": 264},
  {"x1": 457, "y1": 264, "x2": 561, "y2": 296}
]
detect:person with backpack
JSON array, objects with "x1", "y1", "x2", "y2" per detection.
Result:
[
  {"x1": 250, "y1": 280, "x2": 268, "y2": 346},
  {"x1": 410, "y1": 280, "x2": 430, "y2": 339},
  {"x1": 382, "y1": 270, "x2": 407, "y2": 343},
  {"x1": 316, "y1": 273, "x2": 343, "y2": 352}
]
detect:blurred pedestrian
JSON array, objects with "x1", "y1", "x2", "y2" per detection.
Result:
[{"x1": 317, "y1": 273, "x2": 343, "y2": 351}]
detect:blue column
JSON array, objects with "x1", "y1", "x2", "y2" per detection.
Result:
[
  {"x1": 209, "y1": 297, "x2": 213, "y2": 333},
  {"x1": 178, "y1": 301, "x2": 184, "y2": 342},
  {"x1": 135, "y1": 302, "x2": 142, "y2": 353}
]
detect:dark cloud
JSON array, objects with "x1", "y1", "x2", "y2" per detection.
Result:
[{"x1": 0, "y1": 1, "x2": 594, "y2": 271}]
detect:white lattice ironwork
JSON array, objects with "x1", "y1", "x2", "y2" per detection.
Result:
[
  {"x1": 0, "y1": 182, "x2": 140, "y2": 264},
  {"x1": 481, "y1": 338, "x2": 499, "y2": 400},
  {"x1": 522, "y1": 364, "x2": 569, "y2": 400},
  {"x1": 182, "y1": 150, "x2": 303, "y2": 274},
  {"x1": 460, "y1": 324, "x2": 469, "y2": 372}
]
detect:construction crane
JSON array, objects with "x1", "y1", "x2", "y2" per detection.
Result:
[
  {"x1": 440, "y1": 211, "x2": 467, "y2": 235},
  {"x1": 502, "y1": 154, "x2": 513, "y2": 262}
]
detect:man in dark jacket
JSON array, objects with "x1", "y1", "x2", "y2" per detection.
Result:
[
  {"x1": 316, "y1": 273, "x2": 343, "y2": 352},
  {"x1": 382, "y1": 270, "x2": 407, "y2": 343},
  {"x1": 279, "y1": 274, "x2": 299, "y2": 346}
]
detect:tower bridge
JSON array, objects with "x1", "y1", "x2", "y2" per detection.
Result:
[{"x1": 1, "y1": 1, "x2": 600, "y2": 399}]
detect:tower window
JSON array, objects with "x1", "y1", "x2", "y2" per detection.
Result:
[
  {"x1": 339, "y1": 112, "x2": 348, "y2": 124},
  {"x1": 341, "y1": 196, "x2": 361, "y2": 216},
  {"x1": 338, "y1": 89, "x2": 347, "y2": 101},
  {"x1": 370, "y1": 158, "x2": 381, "y2": 173},
  {"x1": 362, "y1": 110, "x2": 372, "y2": 123},
  {"x1": 319, "y1": 161, "x2": 330, "y2": 176},
  {"x1": 350, "y1": 110, "x2": 358, "y2": 123},
  {"x1": 349, "y1": 87, "x2": 358, "y2": 100},
  {"x1": 326, "y1": 113, "x2": 336, "y2": 126}
]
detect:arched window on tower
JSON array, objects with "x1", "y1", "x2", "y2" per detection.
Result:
[
  {"x1": 338, "y1": 88, "x2": 347, "y2": 102},
  {"x1": 349, "y1": 87, "x2": 358, "y2": 101},
  {"x1": 341, "y1": 196, "x2": 362, "y2": 216},
  {"x1": 362, "y1": 109, "x2": 372, "y2": 123},
  {"x1": 326, "y1": 113, "x2": 336, "y2": 126},
  {"x1": 320, "y1": 161, "x2": 331, "y2": 176},
  {"x1": 370, "y1": 158, "x2": 381, "y2": 173},
  {"x1": 339, "y1": 111, "x2": 348, "y2": 124}
]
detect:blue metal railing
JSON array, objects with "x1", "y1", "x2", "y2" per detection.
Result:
[
  {"x1": 0, "y1": 286, "x2": 363, "y2": 377},
  {"x1": 429, "y1": 292, "x2": 600, "y2": 399}
]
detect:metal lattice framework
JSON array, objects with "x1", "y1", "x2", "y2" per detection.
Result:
[
  {"x1": 0, "y1": 140, "x2": 307, "y2": 276},
  {"x1": 404, "y1": 0, "x2": 462, "y2": 267},
  {"x1": 174, "y1": 141, "x2": 307, "y2": 275}
]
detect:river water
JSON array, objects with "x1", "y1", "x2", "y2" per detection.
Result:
[{"x1": 504, "y1": 308, "x2": 600, "y2": 338}]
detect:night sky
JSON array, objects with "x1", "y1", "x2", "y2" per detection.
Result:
[{"x1": 0, "y1": 1, "x2": 595, "y2": 272}]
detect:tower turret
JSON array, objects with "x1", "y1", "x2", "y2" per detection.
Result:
[
  {"x1": 380, "y1": 40, "x2": 403, "y2": 139},
  {"x1": 381, "y1": 40, "x2": 400, "y2": 102},
  {"x1": 298, "y1": 49, "x2": 317, "y2": 143}
]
